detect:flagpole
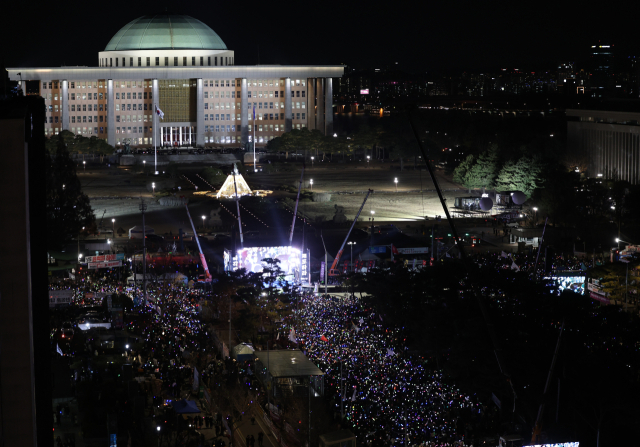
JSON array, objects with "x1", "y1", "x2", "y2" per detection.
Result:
[
  {"x1": 154, "y1": 103, "x2": 157, "y2": 174},
  {"x1": 253, "y1": 106, "x2": 256, "y2": 172}
]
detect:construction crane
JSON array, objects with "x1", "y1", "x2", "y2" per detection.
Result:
[
  {"x1": 531, "y1": 320, "x2": 565, "y2": 444},
  {"x1": 289, "y1": 166, "x2": 305, "y2": 246},
  {"x1": 329, "y1": 189, "x2": 372, "y2": 276},
  {"x1": 232, "y1": 164, "x2": 244, "y2": 249},
  {"x1": 98, "y1": 209, "x2": 107, "y2": 234},
  {"x1": 183, "y1": 200, "x2": 212, "y2": 282}
]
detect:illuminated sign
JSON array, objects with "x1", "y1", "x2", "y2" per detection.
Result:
[
  {"x1": 231, "y1": 246, "x2": 310, "y2": 285},
  {"x1": 360, "y1": 89, "x2": 369, "y2": 94},
  {"x1": 523, "y1": 443, "x2": 579, "y2": 447}
]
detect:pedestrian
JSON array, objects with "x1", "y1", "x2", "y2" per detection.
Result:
[
  {"x1": 258, "y1": 431, "x2": 264, "y2": 447},
  {"x1": 246, "y1": 435, "x2": 251, "y2": 447}
]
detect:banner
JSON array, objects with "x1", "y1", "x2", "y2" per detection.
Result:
[
  {"x1": 88, "y1": 260, "x2": 122, "y2": 269},
  {"x1": 369, "y1": 246, "x2": 387, "y2": 254},
  {"x1": 320, "y1": 261, "x2": 325, "y2": 281},
  {"x1": 397, "y1": 247, "x2": 429, "y2": 255},
  {"x1": 49, "y1": 290, "x2": 73, "y2": 307},
  {"x1": 85, "y1": 253, "x2": 124, "y2": 263}
]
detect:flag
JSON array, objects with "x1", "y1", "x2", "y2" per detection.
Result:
[
  {"x1": 358, "y1": 317, "x2": 364, "y2": 325},
  {"x1": 511, "y1": 261, "x2": 520, "y2": 272},
  {"x1": 253, "y1": 105, "x2": 256, "y2": 121},
  {"x1": 351, "y1": 387, "x2": 357, "y2": 402},
  {"x1": 276, "y1": 332, "x2": 280, "y2": 340},
  {"x1": 391, "y1": 244, "x2": 399, "y2": 255},
  {"x1": 501, "y1": 251, "x2": 508, "y2": 258},
  {"x1": 320, "y1": 335, "x2": 328, "y2": 342},
  {"x1": 352, "y1": 322, "x2": 360, "y2": 332},
  {"x1": 155, "y1": 105, "x2": 164, "y2": 120},
  {"x1": 386, "y1": 348, "x2": 395, "y2": 357},
  {"x1": 289, "y1": 328, "x2": 297, "y2": 344}
]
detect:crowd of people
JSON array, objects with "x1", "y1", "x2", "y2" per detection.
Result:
[{"x1": 292, "y1": 294, "x2": 481, "y2": 447}]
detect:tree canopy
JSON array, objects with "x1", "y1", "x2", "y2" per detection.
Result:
[
  {"x1": 46, "y1": 130, "x2": 115, "y2": 155},
  {"x1": 46, "y1": 138, "x2": 96, "y2": 249}
]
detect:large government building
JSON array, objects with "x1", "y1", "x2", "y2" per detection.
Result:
[{"x1": 8, "y1": 13, "x2": 343, "y2": 148}]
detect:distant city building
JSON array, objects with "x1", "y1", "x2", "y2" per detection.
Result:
[
  {"x1": 7, "y1": 12, "x2": 343, "y2": 148},
  {"x1": 589, "y1": 43, "x2": 615, "y2": 97},
  {"x1": 567, "y1": 109, "x2": 640, "y2": 183}
]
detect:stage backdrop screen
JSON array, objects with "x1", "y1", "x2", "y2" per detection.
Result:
[{"x1": 229, "y1": 246, "x2": 309, "y2": 285}]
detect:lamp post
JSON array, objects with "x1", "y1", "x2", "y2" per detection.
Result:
[
  {"x1": 367, "y1": 155, "x2": 370, "y2": 168},
  {"x1": 394, "y1": 177, "x2": 398, "y2": 193},
  {"x1": 83, "y1": 160, "x2": 86, "y2": 172},
  {"x1": 370, "y1": 210, "x2": 375, "y2": 239},
  {"x1": 311, "y1": 156, "x2": 314, "y2": 169},
  {"x1": 112, "y1": 218, "x2": 115, "y2": 238},
  {"x1": 152, "y1": 182, "x2": 155, "y2": 195},
  {"x1": 533, "y1": 207, "x2": 538, "y2": 224},
  {"x1": 310, "y1": 179, "x2": 313, "y2": 191},
  {"x1": 156, "y1": 426, "x2": 161, "y2": 447},
  {"x1": 347, "y1": 241, "x2": 356, "y2": 272},
  {"x1": 202, "y1": 215, "x2": 206, "y2": 230}
]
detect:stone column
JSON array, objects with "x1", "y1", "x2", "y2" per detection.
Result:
[
  {"x1": 285, "y1": 78, "x2": 292, "y2": 132},
  {"x1": 306, "y1": 79, "x2": 316, "y2": 131},
  {"x1": 196, "y1": 78, "x2": 204, "y2": 147},
  {"x1": 241, "y1": 78, "x2": 248, "y2": 147},
  {"x1": 107, "y1": 79, "x2": 115, "y2": 146},
  {"x1": 61, "y1": 80, "x2": 69, "y2": 131},
  {"x1": 316, "y1": 78, "x2": 325, "y2": 135},
  {"x1": 324, "y1": 77, "x2": 333, "y2": 136},
  {"x1": 152, "y1": 79, "x2": 159, "y2": 146}
]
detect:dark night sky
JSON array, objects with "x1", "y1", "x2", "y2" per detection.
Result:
[{"x1": 2, "y1": 1, "x2": 639, "y2": 73}]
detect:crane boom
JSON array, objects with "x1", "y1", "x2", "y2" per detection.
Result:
[
  {"x1": 329, "y1": 189, "x2": 373, "y2": 276},
  {"x1": 183, "y1": 201, "x2": 212, "y2": 282},
  {"x1": 289, "y1": 167, "x2": 305, "y2": 245},
  {"x1": 232, "y1": 168, "x2": 244, "y2": 249}
]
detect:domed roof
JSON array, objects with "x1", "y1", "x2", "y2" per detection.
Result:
[{"x1": 104, "y1": 13, "x2": 227, "y2": 51}]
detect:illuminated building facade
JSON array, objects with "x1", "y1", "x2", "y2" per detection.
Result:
[{"x1": 8, "y1": 13, "x2": 343, "y2": 148}]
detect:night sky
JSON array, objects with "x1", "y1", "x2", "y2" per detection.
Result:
[{"x1": 3, "y1": 1, "x2": 639, "y2": 73}]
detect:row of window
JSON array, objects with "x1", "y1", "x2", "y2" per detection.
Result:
[
  {"x1": 116, "y1": 92, "x2": 151, "y2": 100},
  {"x1": 116, "y1": 127, "x2": 147, "y2": 134},
  {"x1": 116, "y1": 115, "x2": 150, "y2": 123},
  {"x1": 43, "y1": 79, "x2": 309, "y2": 91},
  {"x1": 116, "y1": 138, "x2": 150, "y2": 145},
  {"x1": 116, "y1": 104, "x2": 148, "y2": 111},
  {"x1": 203, "y1": 112, "x2": 306, "y2": 121},
  {"x1": 70, "y1": 116, "x2": 102, "y2": 123},
  {"x1": 99, "y1": 55, "x2": 234, "y2": 68}
]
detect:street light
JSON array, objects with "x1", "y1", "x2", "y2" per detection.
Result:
[
  {"x1": 310, "y1": 179, "x2": 313, "y2": 191},
  {"x1": 152, "y1": 182, "x2": 155, "y2": 195},
  {"x1": 370, "y1": 210, "x2": 375, "y2": 237},
  {"x1": 112, "y1": 218, "x2": 115, "y2": 237},
  {"x1": 532, "y1": 207, "x2": 538, "y2": 223},
  {"x1": 367, "y1": 155, "x2": 370, "y2": 168},
  {"x1": 157, "y1": 426, "x2": 161, "y2": 447},
  {"x1": 347, "y1": 241, "x2": 356, "y2": 272},
  {"x1": 394, "y1": 177, "x2": 398, "y2": 193},
  {"x1": 311, "y1": 156, "x2": 314, "y2": 169},
  {"x1": 202, "y1": 215, "x2": 206, "y2": 229},
  {"x1": 83, "y1": 160, "x2": 86, "y2": 172}
]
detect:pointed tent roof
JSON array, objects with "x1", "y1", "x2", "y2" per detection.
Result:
[
  {"x1": 171, "y1": 399, "x2": 201, "y2": 413},
  {"x1": 216, "y1": 173, "x2": 252, "y2": 199}
]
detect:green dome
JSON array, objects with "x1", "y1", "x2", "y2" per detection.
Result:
[{"x1": 105, "y1": 13, "x2": 227, "y2": 51}]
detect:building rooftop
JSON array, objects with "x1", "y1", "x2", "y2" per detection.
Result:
[{"x1": 104, "y1": 13, "x2": 227, "y2": 51}]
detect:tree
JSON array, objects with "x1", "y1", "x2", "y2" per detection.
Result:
[
  {"x1": 46, "y1": 138, "x2": 96, "y2": 249},
  {"x1": 494, "y1": 156, "x2": 544, "y2": 197},
  {"x1": 464, "y1": 144, "x2": 500, "y2": 191},
  {"x1": 453, "y1": 154, "x2": 475, "y2": 190}
]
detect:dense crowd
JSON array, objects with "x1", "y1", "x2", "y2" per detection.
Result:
[{"x1": 293, "y1": 294, "x2": 480, "y2": 447}]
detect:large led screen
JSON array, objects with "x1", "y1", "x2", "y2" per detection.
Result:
[{"x1": 228, "y1": 246, "x2": 310, "y2": 285}]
